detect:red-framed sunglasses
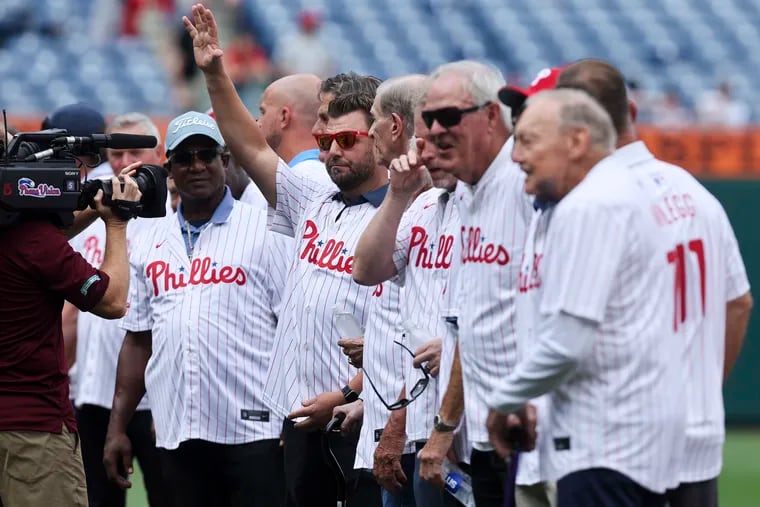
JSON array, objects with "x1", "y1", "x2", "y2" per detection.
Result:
[{"x1": 313, "y1": 130, "x2": 369, "y2": 151}]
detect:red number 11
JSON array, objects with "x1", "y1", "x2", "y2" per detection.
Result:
[{"x1": 667, "y1": 239, "x2": 706, "y2": 331}]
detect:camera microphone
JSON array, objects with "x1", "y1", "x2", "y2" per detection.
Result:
[{"x1": 51, "y1": 134, "x2": 158, "y2": 150}]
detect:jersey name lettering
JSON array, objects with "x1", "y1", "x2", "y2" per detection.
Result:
[
  {"x1": 652, "y1": 192, "x2": 696, "y2": 226},
  {"x1": 300, "y1": 219, "x2": 354, "y2": 274},
  {"x1": 460, "y1": 226, "x2": 510, "y2": 265},
  {"x1": 408, "y1": 226, "x2": 454, "y2": 269},
  {"x1": 146, "y1": 257, "x2": 247, "y2": 296}
]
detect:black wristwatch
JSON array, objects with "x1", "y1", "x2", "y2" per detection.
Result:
[
  {"x1": 341, "y1": 385, "x2": 359, "y2": 403},
  {"x1": 433, "y1": 414, "x2": 457, "y2": 432}
]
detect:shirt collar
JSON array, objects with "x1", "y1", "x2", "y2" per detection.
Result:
[
  {"x1": 611, "y1": 140, "x2": 655, "y2": 167},
  {"x1": 332, "y1": 184, "x2": 389, "y2": 208},
  {"x1": 177, "y1": 186, "x2": 235, "y2": 230},
  {"x1": 288, "y1": 149, "x2": 321, "y2": 167}
]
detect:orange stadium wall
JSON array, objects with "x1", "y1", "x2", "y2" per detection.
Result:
[{"x1": 7, "y1": 116, "x2": 760, "y2": 422}]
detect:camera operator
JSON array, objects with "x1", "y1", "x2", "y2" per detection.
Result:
[{"x1": 0, "y1": 168, "x2": 141, "y2": 507}]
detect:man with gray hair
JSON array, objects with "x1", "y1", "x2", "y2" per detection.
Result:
[
  {"x1": 64, "y1": 111, "x2": 168, "y2": 507},
  {"x1": 555, "y1": 58, "x2": 752, "y2": 507},
  {"x1": 412, "y1": 60, "x2": 540, "y2": 507},
  {"x1": 487, "y1": 88, "x2": 686, "y2": 507}
]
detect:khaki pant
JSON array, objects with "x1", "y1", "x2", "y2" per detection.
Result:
[
  {"x1": 0, "y1": 425, "x2": 88, "y2": 507},
  {"x1": 516, "y1": 481, "x2": 557, "y2": 507}
]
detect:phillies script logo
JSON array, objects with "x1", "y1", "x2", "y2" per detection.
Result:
[
  {"x1": 17, "y1": 178, "x2": 62, "y2": 198},
  {"x1": 408, "y1": 226, "x2": 454, "y2": 269},
  {"x1": 301, "y1": 219, "x2": 354, "y2": 274},
  {"x1": 460, "y1": 226, "x2": 510, "y2": 265},
  {"x1": 146, "y1": 256, "x2": 246, "y2": 296},
  {"x1": 82, "y1": 235, "x2": 103, "y2": 267},
  {"x1": 518, "y1": 253, "x2": 543, "y2": 293},
  {"x1": 300, "y1": 219, "x2": 383, "y2": 296}
]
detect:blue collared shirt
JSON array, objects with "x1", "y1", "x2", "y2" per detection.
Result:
[
  {"x1": 288, "y1": 149, "x2": 320, "y2": 167},
  {"x1": 177, "y1": 186, "x2": 235, "y2": 255},
  {"x1": 332, "y1": 184, "x2": 388, "y2": 208}
]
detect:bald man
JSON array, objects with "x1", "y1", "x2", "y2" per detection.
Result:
[{"x1": 257, "y1": 73, "x2": 335, "y2": 188}]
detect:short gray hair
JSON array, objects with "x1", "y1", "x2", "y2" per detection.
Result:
[
  {"x1": 527, "y1": 88, "x2": 616, "y2": 153},
  {"x1": 106, "y1": 112, "x2": 161, "y2": 146},
  {"x1": 428, "y1": 60, "x2": 510, "y2": 125},
  {"x1": 376, "y1": 74, "x2": 428, "y2": 138}
]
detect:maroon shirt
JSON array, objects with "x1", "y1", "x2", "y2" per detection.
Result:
[{"x1": 0, "y1": 220, "x2": 110, "y2": 433}]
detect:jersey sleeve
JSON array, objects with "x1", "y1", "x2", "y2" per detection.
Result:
[
  {"x1": 539, "y1": 203, "x2": 629, "y2": 323},
  {"x1": 265, "y1": 229, "x2": 293, "y2": 319},
  {"x1": 720, "y1": 210, "x2": 751, "y2": 301},
  {"x1": 26, "y1": 223, "x2": 111, "y2": 312},
  {"x1": 270, "y1": 158, "x2": 329, "y2": 237},
  {"x1": 392, "y1": 205, "x2": 417, "y2": 287},
  {"x1": 121, "y1": 236, "x2": 154, "y2": 332}
]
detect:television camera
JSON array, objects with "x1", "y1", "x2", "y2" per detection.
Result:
[{"x1": 0, "y1": 128, "x2": 168, "y2": 227}]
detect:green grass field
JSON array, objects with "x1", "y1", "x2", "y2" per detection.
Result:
[{"x1": 125, "y1": 429, "x2": 760, "y2": 506}]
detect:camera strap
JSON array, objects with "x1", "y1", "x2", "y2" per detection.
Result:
[{"x1": 111, "y1": 199, "x2": 143, "y2": 221}]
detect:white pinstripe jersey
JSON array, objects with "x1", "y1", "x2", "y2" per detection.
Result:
[
  {"x1": 392, "y1": 188, "x2": 459, "y2": 442},
  {"x1": 514, "y1": 205, "x2": 555, "y2": 485},
  {"x1": 614, "y1": 141, "x2": 750, "y2": 483},
  {"x1": 262, "y1": 159, "x2": 386, "y2": 418},
  {"x1": 122, "y1": 196, "x2": 289, "y2": 449},
  {"x1": 69, "y1": 217, "x2": 151, "y2": 411},
  {"x1": 453, "y1": 138, "x2": 533, "y2": 447},
  {"x1": 537, "y1": 155, "x2": 686, "y2": 493},
  {"x1": 241, "y1": 154, "x2": 332, "y2": 210},
  {"x1": 354, "y1": 282, "x2": 415, "y2": 470}
]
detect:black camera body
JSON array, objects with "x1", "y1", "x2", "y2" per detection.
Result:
[{"x1": 0, "y1": 128, "x2": 167, "y2": 227}]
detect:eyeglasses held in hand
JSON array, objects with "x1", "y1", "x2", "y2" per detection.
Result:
[
  {"x1": 363, "y1": 340, "x2": 430, "y2": 411},
  {"x1": 421, "y1": 101, "x2": 492, "y2": 129},
  {"x1": 168, "y1": 147, "x2": 224, "y2": 167},
  {"x1": 313, "y1": 130, "x2": 369, "y2": 151}
]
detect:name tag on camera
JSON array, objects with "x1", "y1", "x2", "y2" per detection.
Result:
[{"x1": 241, "y1": 409, "x2": 270, "y2": 422}]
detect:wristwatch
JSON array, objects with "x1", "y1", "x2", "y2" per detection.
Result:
[
  {"x1": 433, "y1": 414, "x2": 457, "y2": 432},
  {"x1": 341, "y1": 385, "x2": 359, "y2": 403}
]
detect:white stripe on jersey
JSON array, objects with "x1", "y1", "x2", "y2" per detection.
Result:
[
  {"x1": 514, "y1": 205, "x2": 554, "y2": 484},
  {"x1": 453, "y1": 138, "x2": 533, "y2": 446},
  {"x1": 69, "y1": 218, "x2": 151, "y2": 411},
  {"x1": 537, "y1": 155, "x2": 685, "y2": 493},
  {"x1": 392, "y1": 188, "x2": 459, "y2": 442},
  {"x1": 613, "y1": 141, "x2": 750, "y2": 483},
  {"x1": 262, "y1": 159, "x2": 386, "y2": 418},
  {"x1": 122, "y1": 201, "x2": 288, "y2": 449},
  {"x1": 355, "y1": 282, "x2": 415, "y2": 469}
]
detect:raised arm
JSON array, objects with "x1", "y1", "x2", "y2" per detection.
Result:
[
  {"x1": 183, "y1": 4, "x2": 279, "y2": 207},
  {"x1": 353, "y1": 138, "x2": 431, "y2": 285}
]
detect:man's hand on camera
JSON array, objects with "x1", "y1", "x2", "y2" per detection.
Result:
[{"x1": 95, "y1": 163, "x2": 143, "y2": 224}]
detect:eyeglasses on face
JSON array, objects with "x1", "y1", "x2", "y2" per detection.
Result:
[
  {"x1": 168, "y1": 147, "x2": 224, "y2": 167},
  {"x1": 313, "y1": 130, "x2": 369, "y2": 151},
  {"x1": 421, "y1": 101, "x2": 492, "y2": 129},
  {"x1": 362, "y1": 340, "x2": 430, "y2": 411}
]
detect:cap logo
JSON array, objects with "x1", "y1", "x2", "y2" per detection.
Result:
[
  {"x1": 171, "y1": 115, "x2": 217, "y2": 134},
  {"x1": 531, "y1": 68, "x2": 553, "y2": 87}
]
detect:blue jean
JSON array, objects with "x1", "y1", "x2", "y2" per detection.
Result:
[{"x1": 382, "y1": 453, "x2": 416, "y2": 507}]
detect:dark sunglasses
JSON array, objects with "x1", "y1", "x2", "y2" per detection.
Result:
[
  {"x1": 362, "y1": 340, "x2": 430, "y2": 411},
  {"x1": 421, "y1": 101, "x2": 492, "y2": 129},
  {"x1": 168, "y1": 147, "x2": 223, "y2": 166},
  {"x1": 314, "y1": 130, "x2": 369, "y2": 151}
]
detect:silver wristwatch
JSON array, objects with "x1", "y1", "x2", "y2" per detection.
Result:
[{"x1": 433, "y1": 414, "x2": 457, "y2": 433}]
